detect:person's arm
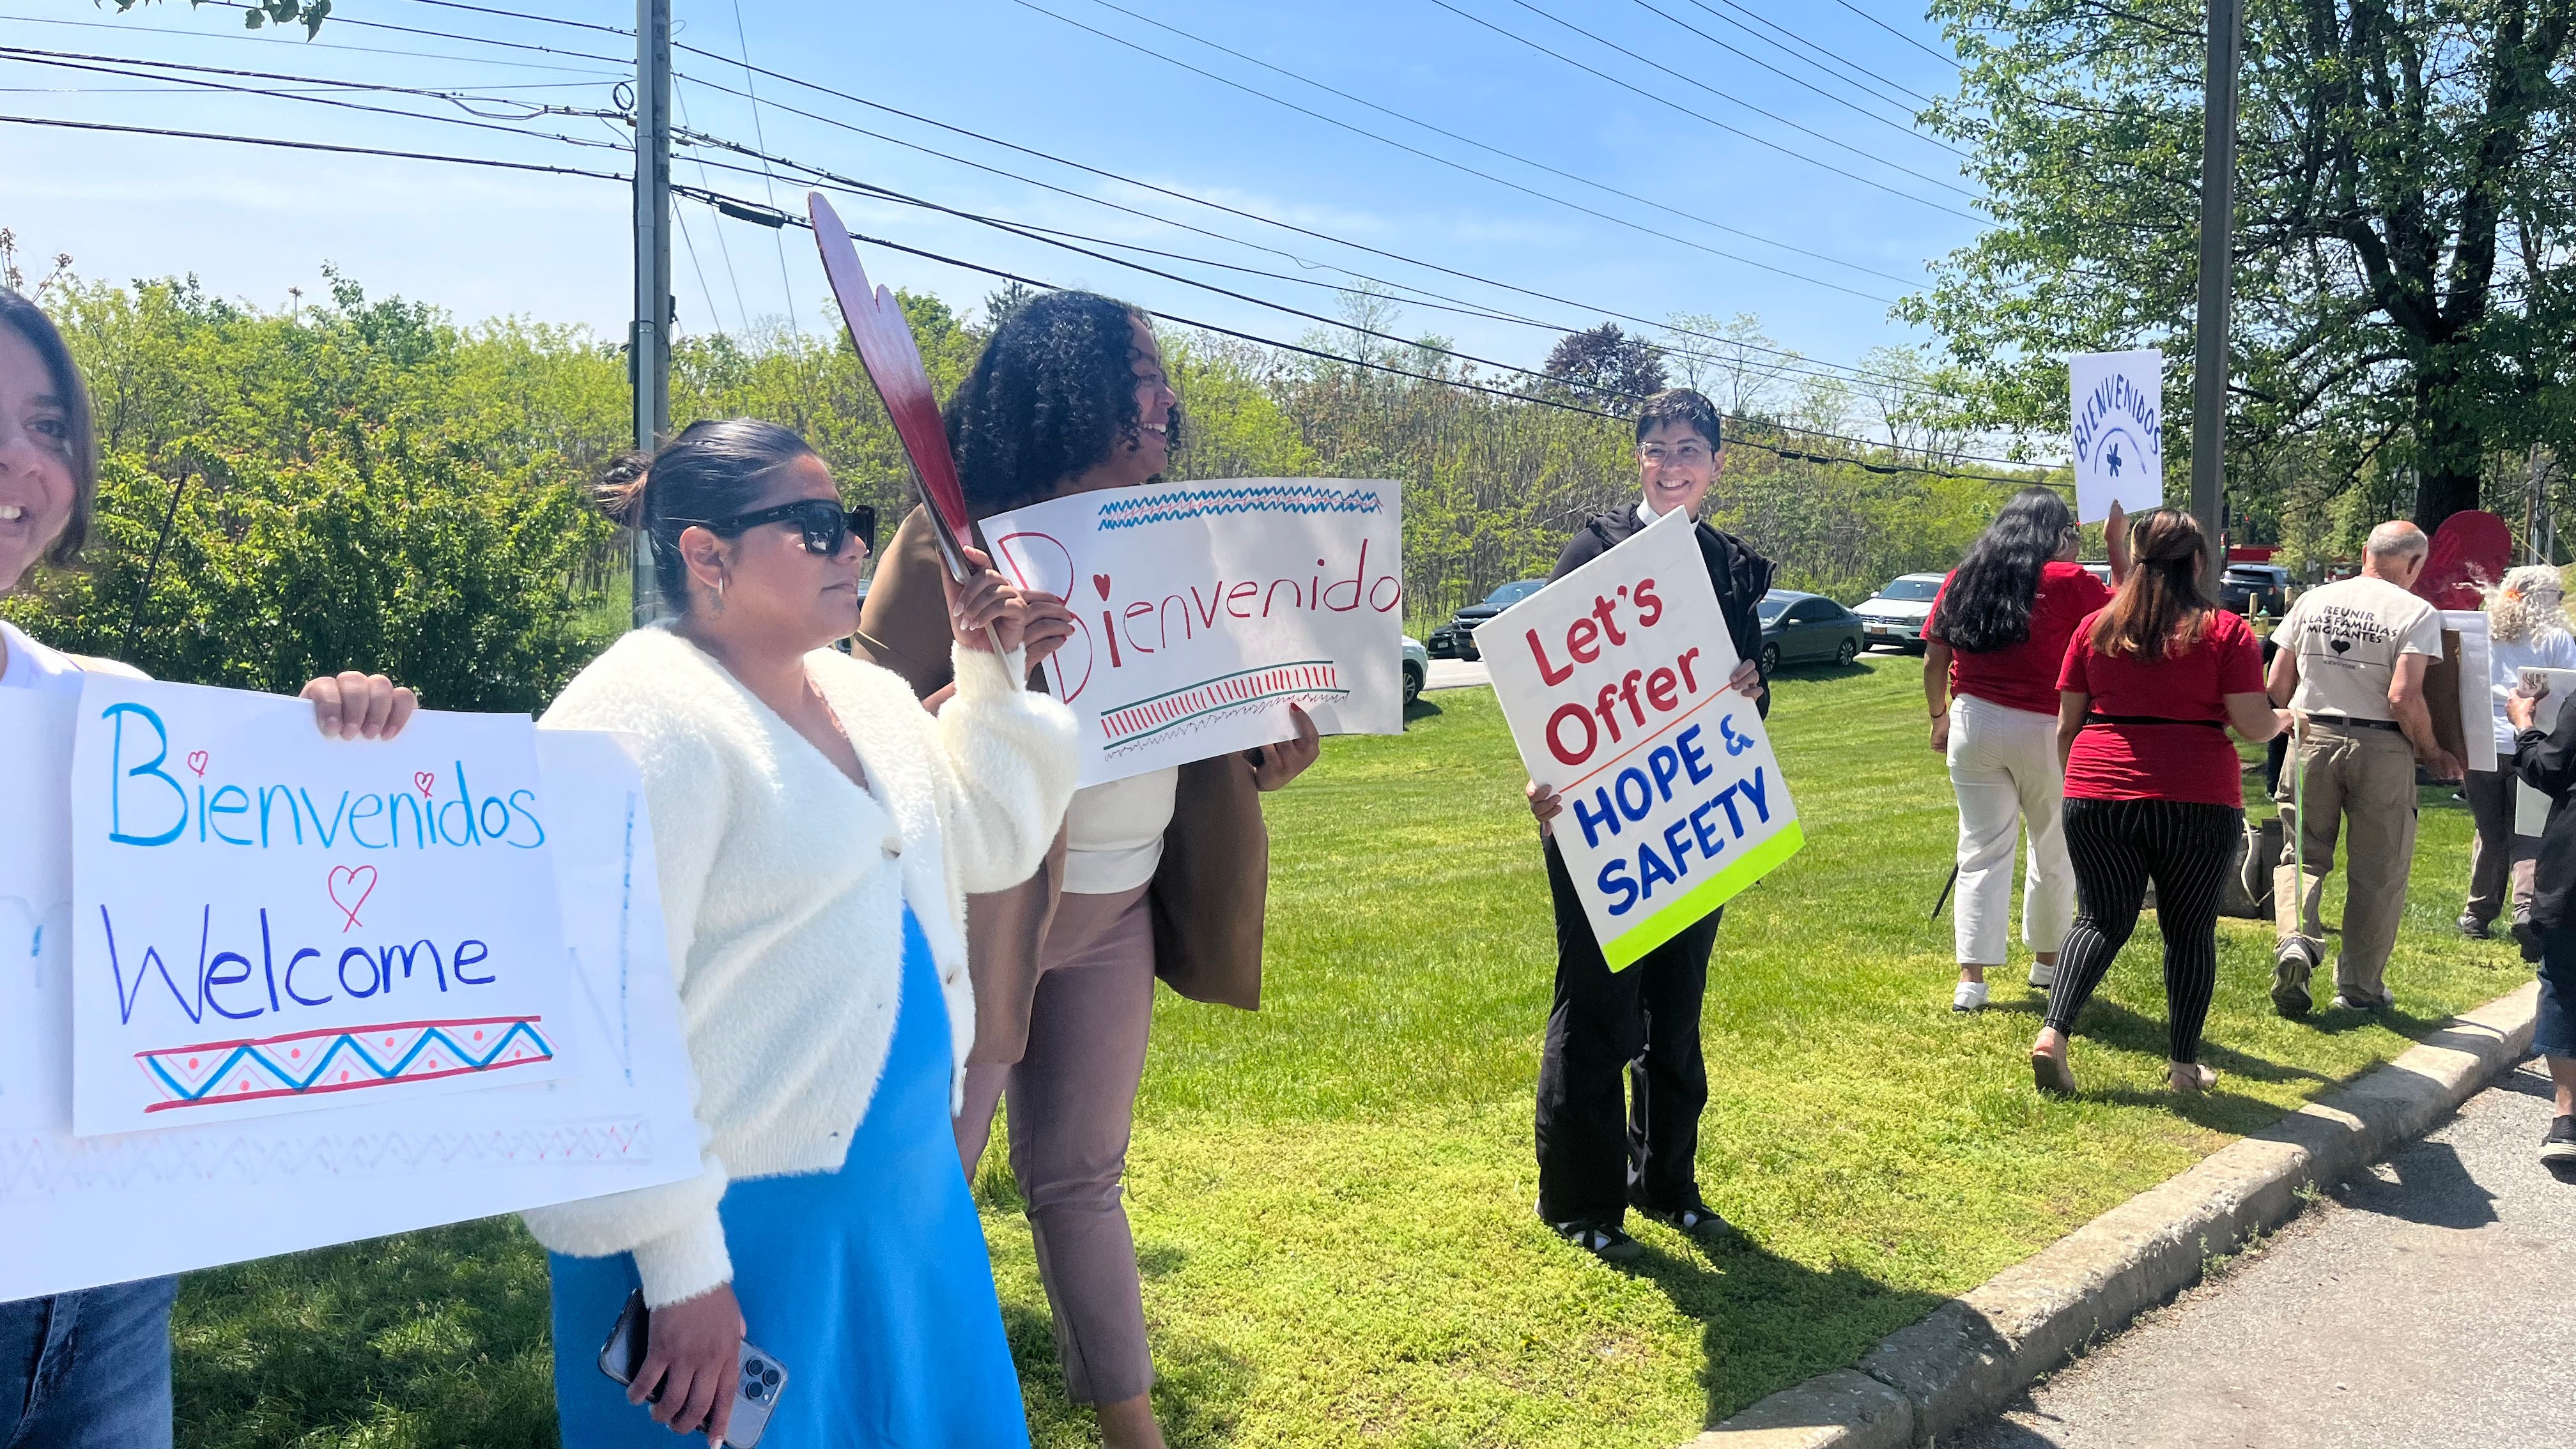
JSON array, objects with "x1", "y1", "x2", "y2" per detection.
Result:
[
  {"x1": 2511, "y1": 678, "x2": 2576, "y2": 798},
  {"x1": 2387, "y1": 652, "x2": 2463, "y2": 780},
  {"x1": 2265, "y1": 628, "x2": 2299, "y2": 707},
  {"x1": 2056, "y1": 688, "x2": 2088, "y2": 772},
  {"x1": 2223, "y1": 692, "x2": 2285, "y2": 742},
  {"x1": 1924, "y1": 640, "x2": 1954, "y2": 753},
  {"x1": 2104, "y1": 500, "x2": 2131, "y2": 584}
]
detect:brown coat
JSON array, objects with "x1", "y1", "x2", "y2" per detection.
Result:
[{"x1": 855, "y1": 505, "x2": 1269, "y2": 1065}]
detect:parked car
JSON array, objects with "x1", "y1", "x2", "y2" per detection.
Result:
[
  {"x1": 2079, "y1": 561, "x2": 2113, "y2": 588},
  {"x1": 2220, "y1": 562, "x2": 2290, "y2": 616},
  {"x1": 1427, "y1": 578, "x2": 1546, "y2": 661},
  {"x1": 1756, "y1": 590, "x2": 1865, "y2": 675},
  {"x1": 1855, "y1": 572, "x2": 1944, "y2": 652},
  {"x1": 1402, "y1": 635, "x2": 1427, "y2": 706}
]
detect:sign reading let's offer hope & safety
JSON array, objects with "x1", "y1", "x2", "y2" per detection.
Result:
[{"x1": 1486, "y1": 509, "x2": 1803, "y2": 967}]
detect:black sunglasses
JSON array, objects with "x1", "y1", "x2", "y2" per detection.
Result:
[{"x1": 693, "y1": 500, "x2": 876, "y2": 558}]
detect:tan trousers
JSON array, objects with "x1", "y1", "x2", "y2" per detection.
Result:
[
  {"x1": 953, "y1": 883, "x2": 1157, "y2": 1406},
  {"x1": 2273, "y1": 721, "x2": 2419, "y2": 1001}
]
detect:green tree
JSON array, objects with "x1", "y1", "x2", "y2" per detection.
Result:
[{"x1": 1908, "y1": 0, "x2": 2576, "y2": 535}]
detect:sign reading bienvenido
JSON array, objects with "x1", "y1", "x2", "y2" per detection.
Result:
[
  {"x1": 2069, "y1": 349, "x2": 2166, "y2": 524},
  {"x1": 1486, "y1": 509, "x2": 1804, "y2": 967}
]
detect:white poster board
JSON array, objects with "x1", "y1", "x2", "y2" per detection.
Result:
[
  {"x1": 69, "y1": 677, "x2": 580, "y2": 1135},
  {"x1": 2069, "y1": 349, "x2": 2166, "y2": 523},
  {"x1": 983, "y1": 478, "x2": 1405, "y2": 786},
  {"x1": 2442, "y1": 610, "x2": 2499, "y2": 774},
  {"x1": 3, "y1": 692, "x2": 702, "y2": 1300},
  {"x1": 2513, "y1": 668, "x2": 2576, "y2": 835},
  {"x1": 1485, "y1": 509, "x2": 1803, "y2": 968}
]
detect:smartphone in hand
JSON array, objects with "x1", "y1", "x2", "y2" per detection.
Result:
[{"x1": 598, "y1": 1289, "x2": 789, "y2": 1446}]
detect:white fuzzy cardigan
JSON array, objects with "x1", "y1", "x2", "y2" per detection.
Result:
[{"x1": 521, "y1": 627, "x2": 1077, "y2": 1306}]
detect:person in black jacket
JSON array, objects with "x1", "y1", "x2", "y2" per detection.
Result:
[
  {"x1": 1524, "y1": 388, "x2": 1774, "y2": 1260},
  {"x1": 2504, "y1": 678, "x2": 2576, "y2": 1167}
]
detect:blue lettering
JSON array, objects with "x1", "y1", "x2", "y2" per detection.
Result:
[
  {"x1": 1597, "y1": 859, "x2": 1639, "y2": 916},
  {"x1": 204, "y1": 949, "x2": 261, "y2": 1020},
  {"x1": 258, "y1": 908, "x2": 280, "y2": 1012},
  {"x1": 1739, "y1": 766, "x2": 1771, "y2": 824},
  {"x1": 98, "y1": 903, "x2": 202, "y2": 1025},
  {"x1": 348, "y1": 794, "x2": 387, "y2": 849},
  {"x1": 258, "y1": 785, "x2": 304, "y2": 847},
  {"x1": 104, "y1": 703, "x2": 187, "y2": 847},
  {"x1": 439, "y1": 762, "x2": 481, "y2": 845},
  {"x1": 378, "y1": 940, "x2": 447, "y2": 992},
  {"x1": 453, "y1": 940, "x2": 494, "y2": 985},
  {"x1": 297, "y1": 789, "x2": 348, "y2": 848},
  {"x1": 1614, "y1": 768, "x2": 1653, "y2": 823},
  {"x1": 284, "y1": 947, "x2": 331, "y2": 1007},
  {"x1": 1662, "y1": 818, "x2": 1695, "y2": 877},
  {"x1": 1690, "y1": 796, "x2": 1729, "y2": 859},
  {"x1": 337, "y1": 946, "x2": 381, "y2": 998},
  {"x1": 1647, "y1": 744, "x2": 1683, "y2": 803},
  {"x1": 389, "y1": 793, "x2": 428, "y2": 850},
  {"x1": 1637, "y1": 841, "x2": 1679, "y2": 899},
  {"x1": 1571, "y1": 787, "x2": 1621, "y2": 848},
  {"x1": 205, "y1": 785, "x2": 252, "y2": 845},
  {"x1": 504, "y1": 790, "x2": 547, "y2": 848},
  {"x1": 1676, "y1": 723, "x2": 1713, "y2": 785}
]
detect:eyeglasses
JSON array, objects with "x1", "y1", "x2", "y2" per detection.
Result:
[
  {"x1": 691, "y1": 500, "x2": 876, "y2": 558},
  {"x1": 1638, "y1": 442, "x2": 1709, "y2": 466}
]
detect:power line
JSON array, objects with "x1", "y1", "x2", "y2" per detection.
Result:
[
  {"x1": 1829, "y1": 0, "x2": 1963, "y2": 67},
  {"x1": 0, "y1": 111, "x2": 625, "y2": 180},
  {"x1": 1004, "y1": 0, "x2": 1906, "y2": 300},
  {"x1": 1682, "y1": 0, "x2": 1938, "y2": 107},
  {"x1": 1617, "y1": 0, "x2": 1959, "y2": 148},
  {"x1": 1422, "y1": 0, "x2": 1980, "y2": 217},
  {"x1": 661, "y1": 59, "x2": 1941, "y2": 395},
  {"x1": 678, "y1": 179, "x2": 2042, "y2": 487},
  {"x1": 0, "y1": 43, "x2": 617, "y2": 118},
  {"x1": 0, "y1": 9, "x2": 626, "y2": 75}
]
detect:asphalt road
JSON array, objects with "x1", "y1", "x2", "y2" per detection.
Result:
[
  {"x1": 1424, "y1": 657, "x2": 1490, "y2": 691},
  {"x1": 1955, "y1": 1056, "x2": 2576, "y2": 1449}
]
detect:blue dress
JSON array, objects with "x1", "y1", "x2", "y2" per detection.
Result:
[{"x1": 548, "y1": 908, "x2": 1031, "y2": 1448}]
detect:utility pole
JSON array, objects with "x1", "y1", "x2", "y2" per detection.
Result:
[
  {"x1": 2190, "y1": 0, "x2": 2243, "y2": 594},
  {"x1": 629, "y1": 0, "x2": 672, "y2": 627}
]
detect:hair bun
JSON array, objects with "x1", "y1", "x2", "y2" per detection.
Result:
[{"x1": 592, "y1": 452, "x2": 652, "y2": 528}]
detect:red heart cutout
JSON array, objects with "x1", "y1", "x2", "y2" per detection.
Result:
[
  {"x1": 1092, "y1": 573, "x2": 1113, "y2": 601},
  {"x1": 413, "y1": 770, "x2": 436, "y2": 799},
  {"x1": 185, "y1": 751, "x2": 209, "y2": 777},
  {"x1": 327, "y1": 864, "x2": 378, "y2": 931}
]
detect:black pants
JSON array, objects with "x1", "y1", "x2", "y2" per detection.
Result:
[
  {"x1": 1535, "y1": 836, "x2": 1721, "y2": 1227},
  {"x1": 2046, "y1": 797, "x2": 2240, "y2": 1064}
]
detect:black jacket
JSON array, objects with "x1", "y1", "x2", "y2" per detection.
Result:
[
  {"x1": 2518, "y1": 709, "x2": 2576, "y2": 946},
  {"x1": 1551, "y1": 507, "x2": 1775, "y2": 719}
]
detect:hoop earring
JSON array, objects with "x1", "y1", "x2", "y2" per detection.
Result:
[{"x1": 710, "y1": 574, "x2": 728, "y2": 615}]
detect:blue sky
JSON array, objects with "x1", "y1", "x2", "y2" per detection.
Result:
[{"x1": 1, "y1": 0, "x2": 1981, "y2": 397}]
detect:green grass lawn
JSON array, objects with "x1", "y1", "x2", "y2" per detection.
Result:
[{"x1": 173, "y1": 654, "x2": 2525, "y2": 1448}]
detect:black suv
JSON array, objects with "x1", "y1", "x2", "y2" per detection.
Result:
[
  {"x1": 2219, "y1": 563, "x2": 2290, "y2": 616},
  {"x1": 1427, "y1": 579, "x2": 1546, "y2": 661}
]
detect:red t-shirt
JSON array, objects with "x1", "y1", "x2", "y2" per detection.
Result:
[
  {"x1": 1922, "y1": 561, "x2": 2113, "y2": 716},
  {"x1": 2057, "y1": 608, "x2": 2265, "y2": 808}
]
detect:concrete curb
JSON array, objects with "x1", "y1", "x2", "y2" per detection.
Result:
[{"x1": 1683, "y1": 981, "x2": 2541, "y2": 1449}]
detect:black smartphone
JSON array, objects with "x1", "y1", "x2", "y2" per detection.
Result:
[{"x1": 598, "y1": 1289, "x2": 789, "y2": 1447}]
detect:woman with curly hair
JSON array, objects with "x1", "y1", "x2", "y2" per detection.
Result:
[
  {"x1": 2460, "y1": 564, "x2": 2576, "y2": 942},
  {"x1": 857, "y1": 291, "x2": 1316, "y2": 1449},
  {"x1": 1921, "y1": 489, "x2": 2127, "y2": 1013}
]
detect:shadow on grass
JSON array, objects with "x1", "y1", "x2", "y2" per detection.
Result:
[
  {"x1": 1611, "y1": 1234, "x2": 1942, "y2": 1429},
  {"x1": 1403, "y1": 696, "x2": 1445, "y2": 724},
  {"x1": 1001, "y1": 1288, "x2": 1250, "y2": 1449}
]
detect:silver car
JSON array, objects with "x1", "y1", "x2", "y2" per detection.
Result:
[{"x1": 1855, "y1": 572, "x2": 1945, "y2": 652}]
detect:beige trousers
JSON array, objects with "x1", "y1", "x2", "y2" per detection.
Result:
[
  {"x1": 2274, "y1": 721, "x2": 2419, "y2": 1001},
  {"x1": 953, "y1": 883, "x2": 1157, "y2": 1407}
]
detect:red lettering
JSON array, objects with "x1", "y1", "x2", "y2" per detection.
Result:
[
  {"x1": 1226, "y1": 581, "x2": 1258, "y2": 618},
  {"x1": 1568, "y1": 616, "x2": 1600, "y2": 664},
  {"x1": 1646, "y1": 668, "x2": 1679, "y2": 711},
  {"x1": 1546, "y1": 703, "x2": 1598, "y2": 765},
  {"x1": 1526, "y1": 628, "x2": 1574, "y2": 687},
  {"x1": 1634, "y1": 578, "x2": 1663, "y2": 628}
]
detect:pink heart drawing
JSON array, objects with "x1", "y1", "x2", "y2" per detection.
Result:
[
  {"x1": 185, "y1": 751, "x2": 209, "y2": 777},
  {"x1": 413, "y1": 770, "x2": 436, "y2": 799},
  {"x1": 327, "y1": 865, "x2": 378, "y2": 933},
  {"x1": 1092, "y1": 572, "x2": 1113, "y2": 600}
]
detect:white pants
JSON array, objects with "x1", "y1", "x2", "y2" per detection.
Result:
[{"x1": 1947, "y1": 694, "x2": 2076, "y2": 965}]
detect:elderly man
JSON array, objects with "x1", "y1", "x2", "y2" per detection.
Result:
[{"x1": 2266, "y1": 521, "x2": 2465, "y2": 1016}]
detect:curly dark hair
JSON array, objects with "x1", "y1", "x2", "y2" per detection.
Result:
[
  {"x1": 946, "y1": 290, "x2": 1180, "y2": 517},
  {"x1": 1928, "y1": 486, "x2": 2077, "y2": 653}
]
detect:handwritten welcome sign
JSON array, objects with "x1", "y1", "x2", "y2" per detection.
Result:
[
  {"x1": 2069, "y1": 349, "x2": 2166, "y2": 524},
  {"x1": 69, "y1": 677, "x2": 576, "y2": 1135},
  {"x1": 1486, "y1": 510, "x2": 1803, "y2": 967},
  {"x1": 982, "y1": 478, "x2": 1406, "y2": 785}
]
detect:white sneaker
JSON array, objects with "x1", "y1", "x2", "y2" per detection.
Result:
[
  {"x1": 1952, "y1": 980, "x2": 1989, "y2": 1013},
  {"x1": 2028, "y1": 960, "x2": 2057, "y2": 990}
]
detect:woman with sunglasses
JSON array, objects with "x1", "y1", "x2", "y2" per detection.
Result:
[
  {"x1": 524, "y1": 418, "x2": 1080, "y2": 1447},
  {"x1": 858, "y1": 292, "x2": 1315, "y2": 1449},
  {"x1": 1921, "y1": 489, "x2": 2128, "y2": 1013}
]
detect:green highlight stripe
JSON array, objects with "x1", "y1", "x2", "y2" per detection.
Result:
[{"x1": 1600, "y1": 820, "x2": 1807, "y2": 970}]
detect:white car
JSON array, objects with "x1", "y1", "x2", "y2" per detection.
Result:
[{"x1": 1855, "y1": 572, "x2": 1945, "y2": 652}]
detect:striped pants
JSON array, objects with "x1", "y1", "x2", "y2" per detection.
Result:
[{"x1": 2045, "y1": 797, "x2": 2242, "y2": 1065}]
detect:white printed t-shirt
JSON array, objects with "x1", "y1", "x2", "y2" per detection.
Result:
[
  {"x1": 0, "y1": 618, "x2": 89, "y2": 698},
  {"x1": 2274, "y1": 575, "x2": 2442, "y2": 723}
]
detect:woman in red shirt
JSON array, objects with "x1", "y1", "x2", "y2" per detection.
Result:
[
  {"x1": 1922, "y1": 489, "x2": 2125, "y2": 1013},
  {"x1": 2032, "y1": 510, "x2": 2284, "y2": 1096}
]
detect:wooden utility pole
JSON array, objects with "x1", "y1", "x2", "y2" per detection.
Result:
[
  {"x1": 2191, "y1": 0, "x2": 2243, "y2": 592},
  {"x1": 630, "y1": 0, "x2": 672, "y2": 627}
]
